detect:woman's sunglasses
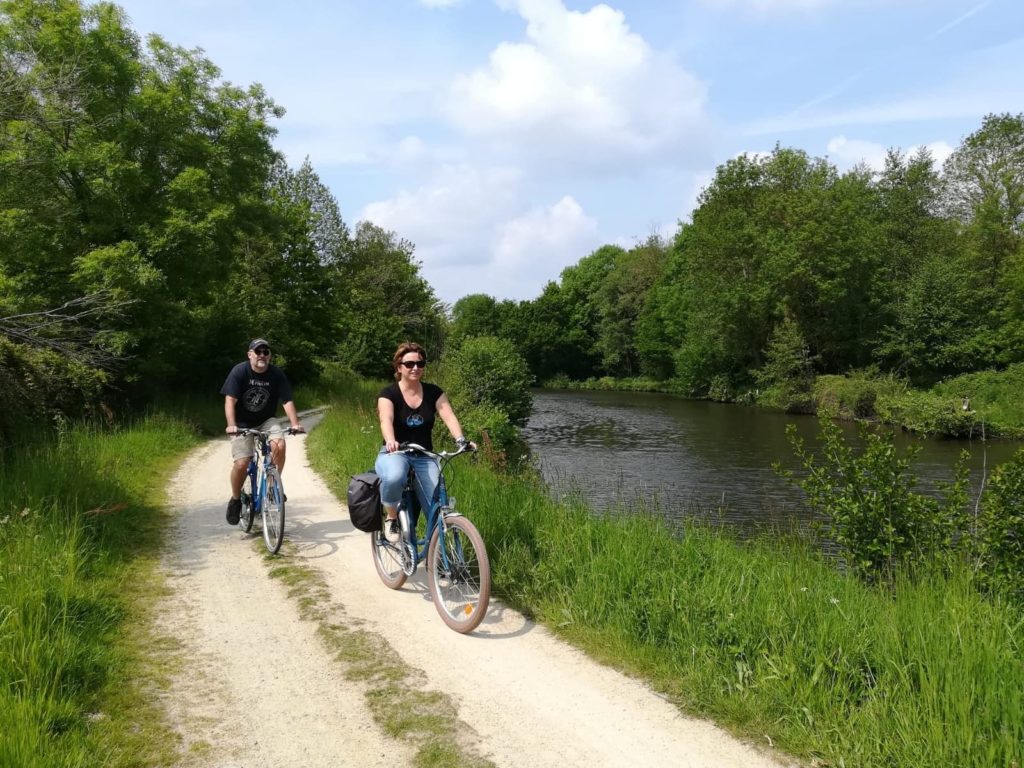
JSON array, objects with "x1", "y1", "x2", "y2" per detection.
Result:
[{"x1": 400, "y1": 360, "x2": 426, "y2": 369}]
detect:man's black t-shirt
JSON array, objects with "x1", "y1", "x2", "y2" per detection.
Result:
[
  {"x1": 379, "y1": 382, "x2": 443, "y2": 450},
  {"x1": 220, "y1": 362, "x2": 294, "y2": 428}
]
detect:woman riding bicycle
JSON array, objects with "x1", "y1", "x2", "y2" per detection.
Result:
[{"x1": 376, "y1": 342, "x2": 472, "y2": 543}]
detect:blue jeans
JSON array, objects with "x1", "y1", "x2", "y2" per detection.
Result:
[{"x1": 375, "y1": 447, "x2": 440, "y2": 513}]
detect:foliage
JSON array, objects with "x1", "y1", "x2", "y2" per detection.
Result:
[
  {"x1": 781, "y1": 418, "x2": 970, "y2": 579},
  {"x1": 754, "y1": 314, "x2": 816, "y2": 411},
  {"x1": 440, "y1": 335, "x2": 533, "y2": 430},
  {"x1": 332, "y1": 222, "x2": 444, "y2": 378},
  {"x1": 874, "y1": 389, "x2": 982, "y2": 438},
  {"x1": 0, "y1": 336, "x2": 108, "y2": 445},
  {"x1": 975, "y1": 449, "x2": 1024, "y2": 602},
  {"x1": 812, "y1": 370, "x2": 908, "y2": 420}
]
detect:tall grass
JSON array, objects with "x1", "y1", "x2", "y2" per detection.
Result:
[
  {"x1": 0, "y1": 415, "x2": 200, "y2": 767},
  {"x1": 309, "y1": 374, "x2": 1024, "y2": 768}
]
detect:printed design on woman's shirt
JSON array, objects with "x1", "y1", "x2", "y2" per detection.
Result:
[
  {"x1": 244, "y1": 385, "x2": 271, "y2": 413},
  {"x1": 406, "y1": 413, "x2": 424, "y2": 427}
]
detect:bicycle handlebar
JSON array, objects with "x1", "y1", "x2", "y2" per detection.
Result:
[
  {"x1": 232, "y1": 426, "x2": 304, "y2": 437},
  {"x1": 397, "y1": 441, "x2": 475, "y2": 460}
]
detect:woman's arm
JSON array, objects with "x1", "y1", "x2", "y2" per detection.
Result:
[
  {"x1": 378, "y1": 397, "x2": 399, "y2": 452},
  {"x1": 436, "y1": 394, "x2": 470, "y2": 447}
]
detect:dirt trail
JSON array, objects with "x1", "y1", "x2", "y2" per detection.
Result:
[{"x1": 155, "y1": 414, "x2": 792, "y2": 767}]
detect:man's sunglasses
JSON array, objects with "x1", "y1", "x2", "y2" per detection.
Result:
[
  {"x1": 253, "y1": 348, "x2": 271, "y2": 356},
  {"x1": 400, "y1": 360, "x2": 426, "y2": 369}
]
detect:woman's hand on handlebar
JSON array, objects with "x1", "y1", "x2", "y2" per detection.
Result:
[{"x1": 384, "y1": 438, "x2": 401, "y2": 453}]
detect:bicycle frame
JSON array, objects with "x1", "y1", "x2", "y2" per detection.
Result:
[
  {"x1": 246, "y1": 432, "x2": 273, "y2": 514},
  {"x1": 400, "y1": 459, "x2": 452, "y2": 568},
  {"x1": 235, "y1": 425, "x2": 295, "y2": 554},
  {"x1": 371, "y1": 442, "x2": 490, "y2": 632}
]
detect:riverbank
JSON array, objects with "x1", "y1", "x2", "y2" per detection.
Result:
[
  {"x1": 544, "y1": 363, "x2": 1024, "y2": 439},
  {"x1": 307, "y1": 373, "x2": 1023, "y2": 768}
]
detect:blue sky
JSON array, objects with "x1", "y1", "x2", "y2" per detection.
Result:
[{"x1": 110, "y1": 0, "x2": 1024, "y2": 305}]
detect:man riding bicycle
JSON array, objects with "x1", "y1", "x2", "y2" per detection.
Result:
[{"x1": 221, "y1": 338, "x2": 304, "y2": 525}]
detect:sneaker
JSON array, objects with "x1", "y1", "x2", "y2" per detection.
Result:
[
  {"x1": 385, "y1": 517, "x2": 401, "y2": 543},
  {"x1": 226, "y1": 497, "x2": 242, "y2": 525}
]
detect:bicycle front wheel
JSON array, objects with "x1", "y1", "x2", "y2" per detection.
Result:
[
  {"x1": 427, "y1": 515, "x2": 490, "y2": 633},
  {"x1": 239, "y1": 473, "x2": 255, "y2": 533},
  {"x1": 262, "y1": 466, "x2": 285, "y2": 555},
  {"x1": 371, "y1": 509, "x2": 408, "y2": 590}
]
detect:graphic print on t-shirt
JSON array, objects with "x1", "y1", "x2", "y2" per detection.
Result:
[
  {"x1": 244, "y1": 379, "x2": 271, "y2": 413},
  {"x1": 406, "y1": 413, "x2": 424, "y2": 427}
]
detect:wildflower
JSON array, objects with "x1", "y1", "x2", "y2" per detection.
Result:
[
  {"x1": 829, "y1": 597, "x2": 839, "y2": 605},
  {"x1": 800, "y1": 587, "x2": 808, "y2": 592}
]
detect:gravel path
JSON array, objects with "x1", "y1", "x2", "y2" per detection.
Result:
[{"x1": 155, "y1": 414, "x2": 792, "y2": 767}]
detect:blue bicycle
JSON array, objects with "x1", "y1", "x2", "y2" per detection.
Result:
[
  {"x1": 236, "y1": 426, "x2": 299, "y2": 555},
  {"x1": 371, "y1": 442, "x2": 491, "y2": 633}
]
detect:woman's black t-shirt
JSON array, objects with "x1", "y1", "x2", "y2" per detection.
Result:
[{"x1": 379, "y1": 382, "x2": 444, "y2": 450}]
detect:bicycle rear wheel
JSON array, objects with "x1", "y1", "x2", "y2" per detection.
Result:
[
  {"x1": 427, "y1": 515, "x2": 490, "y2": 633},
  {"x1": 371, "y1": 507, "x2": 408, "y2": 589},
  {"x1": 239, "y1": 473, "x2": 255, "y2": 533},
  {"x1": 262, "y1": 467, "x2": 285, "y2": 554}
]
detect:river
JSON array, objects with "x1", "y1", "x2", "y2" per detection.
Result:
[{"x1": 520, "y1": 389, "x2": 1020, "y2": 534}]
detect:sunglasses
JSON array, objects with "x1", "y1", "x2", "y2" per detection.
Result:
[
  {"x1": 253, "y1": 348, "x2": 271, "y2": 356},
  {"x1": 400, "y1": 359, "x2": 426, "y2": 369}
]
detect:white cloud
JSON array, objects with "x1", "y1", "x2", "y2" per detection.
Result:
[
  {"x1": 448, "y1": 0, "x2": 710, "y2": 170},
  {"x1": 826, "y1": 135, "x2": 890, "y2": 170},
  {"x1": 359, "y1": 168, "x2": 603, "y2": 302},
  {"x1": 826, "y1": 135, "x2": 956, "y2": 171}
]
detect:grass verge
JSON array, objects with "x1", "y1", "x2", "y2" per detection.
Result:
[{"x1": 0, "y1": 414, "x2": 201, "y2": 767}]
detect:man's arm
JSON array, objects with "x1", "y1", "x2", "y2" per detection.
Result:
[
  {"x1": 225, "y1": 395, "x2": 238, "y2": 434},
  {"x1": 282, "y1": 400, "x2": 304, "y2": 432}
]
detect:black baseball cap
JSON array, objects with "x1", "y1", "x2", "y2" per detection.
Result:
[{"x1": 248, "y1": 338, "x2": 271, "y2": 351}]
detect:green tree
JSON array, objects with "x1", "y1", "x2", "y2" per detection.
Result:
[
  {"x1": 333, "y1": 221, "x2": 443, "y2": 377},
  {"x1": 0, "y1": 0, "x2": 287, "y2": 390},
  {"x1": 940, "y1": 113, "x2": 1024, "y2": 368},
  {"x1": 594, "y1": 236, "x2": 668, "y2": 377}
]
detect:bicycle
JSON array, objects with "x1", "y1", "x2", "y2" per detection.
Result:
[
  {"x1": 370, "y1": 442, "x2": 491, "y2": 633},
  {"x1": 236, "y1": 426, "x2": 300, "y2": 554}
]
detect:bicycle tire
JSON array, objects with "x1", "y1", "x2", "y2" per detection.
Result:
[
  {"x1": 371, "y1": 507, "x2": 408, "y2": 589},
  {"x1": 262, "y1": 466, "x2": 286, "y2": 554},
  {"x1": 239, "y1": 473, "x2": 255, "y2": 533},
  {"x1": 427, "y1": 515, "x2": 490, "y2": 633}
]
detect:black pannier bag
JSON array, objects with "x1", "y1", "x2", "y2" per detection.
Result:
[{"x1": 346, "y1": 472, "x2": 382, "y2": 532}]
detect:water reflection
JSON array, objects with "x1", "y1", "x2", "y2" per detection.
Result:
[{"x1": 521, "y1": 389, "x2": 1020, "y2": 534}]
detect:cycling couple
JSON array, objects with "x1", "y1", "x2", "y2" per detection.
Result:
[{"x1": 220, "y1": 338, "x2": 472, "y2": 535}]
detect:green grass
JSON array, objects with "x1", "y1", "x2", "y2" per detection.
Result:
[
  {"x1": 307, "y1": 371, "x2": 1024, "y2": 768},
  {"x1": 0, "y1": 415, "x2": 201, "y2": 767}
]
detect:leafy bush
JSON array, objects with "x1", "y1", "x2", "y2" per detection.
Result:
[
  {"x1": 812, "y1": 371, "x2": 908, "y2": 420},
  {"x1": 754, "y1": 315, "x2": 816, "y2": 412},
  {"x1": 976, "y1": 449, "x2": 1024, "y2": 602},
  {"x1": 442, "y1": 336, "x2": 533, "y2": 426},
  {"x1": 930, "y1": 364, "x2": 1024, "y2": 438},
  {"x1": 875, "y1": 389, "x2": 981, "y2": 438},
  {"x1": 781, "y1": 418, "x2": 970, "y2": 580},
  {"x1": 0, "y1": 338, "x2": 108, "y2": 447}
]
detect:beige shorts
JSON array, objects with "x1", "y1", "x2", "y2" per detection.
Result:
[{"x1": 231, "y1": 417, "x2": 286, "y2": 461}]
